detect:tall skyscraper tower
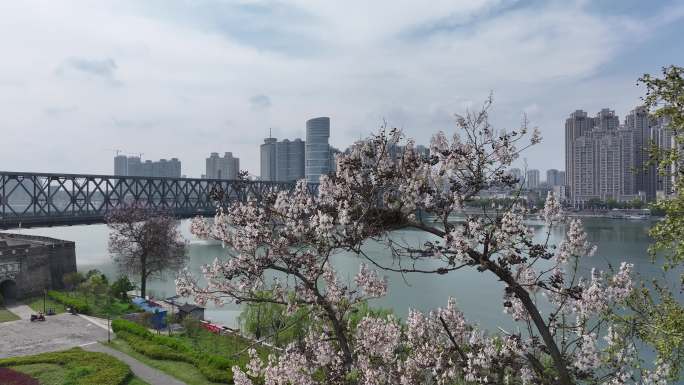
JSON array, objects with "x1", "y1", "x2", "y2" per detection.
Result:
[
  {"x1": 625, "y1": 106, "x2": 653, "y2": 198},
  {"x1": 276, "y1": 138, "x2": 305, "y2": 182},
  {"x1": 260, "y1": 136, "x2": 277, "y2": 181},
  {"x1": 565, "y1": 110, "x2": 592, "y2": 194},
  {"x1": 305, "y1": 117, "x2": 331, "y2": 183}
]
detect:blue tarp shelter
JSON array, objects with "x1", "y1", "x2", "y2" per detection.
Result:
[{"x1": 131, "y1": 297, "x2": 167, "y2": 329}]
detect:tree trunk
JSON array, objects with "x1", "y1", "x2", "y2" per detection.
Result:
[
  {"x1": 140, "y1": 253, "x2": 147, "y2": 298},
  {"x1": 487, "y1": 258, "x2": 574, "y2": 385}
]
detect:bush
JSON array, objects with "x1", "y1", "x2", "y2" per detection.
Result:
[
  {"x1": 0, "y1": 348, "x2": 131, "y2": 385},
  {"x1": 113, "y1": 319, "x2": 236, "y2": 383},
  {"x1": 110, "y1": 276, "x2": 135, "y2": 302},
  {"x1": 116, "y1": 331, "x2": 191, "y2": 363},
  {"x1": 112, "y1": 319, "x2": 151, "y2": 338},
  {"x1": 0, "y1": 292, "x2": 4, "y2": 306},
  {"x1": 47, "y1": 291, "x2": 91, "y2": 314}
]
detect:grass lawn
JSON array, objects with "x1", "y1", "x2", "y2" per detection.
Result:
[
  {"x1": 0, "y1": 307, "x2": 20, "y2": 322},
  {"x1": 24, "y1": 296, "x2": 67, "y2": 315},
  {"x1": 0, "y1": 347, "x2": 149, "y2": 385},
  {"x1": 108, "y1": 339, "x2": 226, "y2": 385},
  {"x1": 47, "y1": 290, "x2": 140, "y2": 318},
  {"x1": 12, "y1": 363, "x2": 150, "y2": 385}
]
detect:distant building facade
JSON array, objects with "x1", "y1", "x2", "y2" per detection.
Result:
[
  {"x1": 546, "y1": 169, "x2": 565, "y2": 186},
  {"x1": 526, "y1": 169, "x2": 540, "y2": 189},
  {"x1": 114, "y1": 155, "x2": 128, "y2": 176},
  {"x1": 113, "y1": 156, "x2": 181, "y2": 178},
  {"x1": 206, "y1": 152, "x2": 240, "y2": 180},
  {"x1": 260, "y1": 136, "x2": 306, "y2": 182},
  {"x1": 276, "y1": 139, "x2": 305, "y2": 182},
  {"x1": 260, "y1": 137, "x2": 278, "y2": 181},
  {"x1": 305, "y1": 117, "x2": 331, "y2": 183},
  {"x1": 624, "y1": 106, "x2": 654, "y2": 199},
  {"x1": 563, "y1": 107, "x2": 671, "y2": 206}
]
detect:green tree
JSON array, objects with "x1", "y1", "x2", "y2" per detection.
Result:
[
  {"x1": 110, "y1": 276, "x2": 135, "y2": 302},
  {"x1": 622, "y1": 65, "x2": 684, "y2": 376},
  {"x1": 62, "y1": 272, "x2": 85, "y2": 291},
  {"x1": 238, "y1": 292, "x2": 310, "y2": 347}
]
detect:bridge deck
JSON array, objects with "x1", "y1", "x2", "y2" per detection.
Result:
[{"x1": 0, "y1": 171, "x2": 302, "y2": 229}]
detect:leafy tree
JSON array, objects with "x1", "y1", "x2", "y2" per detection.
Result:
[
  {"x1": 62, "y1": 272, "x2": 85, "y2": 291},
  {"x1": 628, "y1": 65, "x2": 684, "y2": 376},
  {"x1": 110, "y1": 276, "x2": 135, "y2": 302},
  {"x1": 238, "y1": 292, "x2": 310, "y2": 347},
  {"x1": 106, "y1": 203, "x2": 188, "y2": 298},
  {"x1": 641, "y1": 65, "x2": 684, "y2": 276}
]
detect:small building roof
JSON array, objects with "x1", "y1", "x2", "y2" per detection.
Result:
[{"x1": 178, "y1": 303, "x2": 204, "y2": 312}]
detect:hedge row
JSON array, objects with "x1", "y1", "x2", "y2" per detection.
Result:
[
  {"x1": 112, "y1": 319, "x2": 241, "y2": 383},
  {"x1": 0, "y1": 348, "x2": 131, "y2": 385},
  {"x1": 47, "y1": 290, "x2": 91, "y2": 314}
]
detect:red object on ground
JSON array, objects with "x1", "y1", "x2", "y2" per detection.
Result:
[
  {"x1": 200, "y1": 321, "x2": 222, "y2": 334},
  {"x1": 0, "y1": 367, "x2": 40, "y2": 385}
]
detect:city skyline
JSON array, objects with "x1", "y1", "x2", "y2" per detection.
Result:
[{"x1": 1, "y1": 1, "x2": 683, "y2": 178}]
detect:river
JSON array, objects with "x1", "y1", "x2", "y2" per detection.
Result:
[{"x1": 9, "y1": 217, "x2": 682, "y2": 334}]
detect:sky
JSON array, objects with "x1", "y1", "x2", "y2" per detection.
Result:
[{"x1": 1, "y1": 0, "x2": 683, "y2": 178}]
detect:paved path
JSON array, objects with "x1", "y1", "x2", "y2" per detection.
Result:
[
  {"x1": 4, "y1": 304, "x2": 34, "y2": 320},
  {"x1": 82, "y1": 342, "x2": 187, "y2": 385}
]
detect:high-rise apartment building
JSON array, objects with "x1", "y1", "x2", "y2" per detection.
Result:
[
  {"x1": 305, "y1": 117, "x2": 331, "y2": 183},
  {"x1": 545, "y1": 169, "x2": 566, "y2": 186},
  {"x1": 260, "y1": 136, "x2": 306, "y2": 182},
  {"x1": 113, "y1": 156, "x2": 181, "y2": 178},
  {"x1": 565, "y1": 108, "x2": 638, "y2": 206},
  {"x1": 546, "y1": 169, "x2": 562, "y2": 186},
  {"x1": 260, "y1": 137, "x2": 277, "y2": 181},
  {"x1": 526, "y1": 169, "x2": 540, "y2": 189},
  {"x1": 593, "y1": 108, "x2": 620, "y2": 131},
  {"x1": 276, "y1": 139, "x2": 305, "y2": 182},
  {"x1": 565, "y1": 110, "x2": 593, "y2": 194},
  {"x1": 114, "y1": 155, "x2": 128, "y2": 176},
  {"x1": 625, "y1": 106, "x2": 653, "y2": 198},
  {"x1": 206, "y1": 152, "x2": 240, "y2": 180},
  {"x1": 127, "y1": 156, "x2": 142, "y2": 176},
  {"x1": 651, "y1": 116, "x2": 676, "y2": 196}
]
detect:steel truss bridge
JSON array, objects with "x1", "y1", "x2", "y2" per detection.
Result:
[{"x1": 0, "y1": 171, "x2": 302, "y2": 229}]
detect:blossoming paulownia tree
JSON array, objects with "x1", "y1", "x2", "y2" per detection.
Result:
[{"x1": 178, "y1": 98, "x2": 673, "y2": 385}]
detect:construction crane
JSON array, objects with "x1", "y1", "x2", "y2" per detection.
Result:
[
  {"x1": 105, "y1": 149, "x2": 124, "y2": 157},
  {"x1": 105, "y1": 149, "x2": 145, "y2": 160}
]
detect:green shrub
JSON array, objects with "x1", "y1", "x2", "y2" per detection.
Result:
[
  {"x1": 47, "y1": 291, "x2": 91, "y2": 314},
  {"x1": 0, "y1": 348, "x2": 131, "y2": 385},
  {"x1": 116, "y1": 331, "x2": 191, "y2": 363},
  {"x1": 113, "y1": 319, "x2": 238, "y2": 383},
  {"x1": 112, "y1": 319, "x2": 151, "y2": 338}
]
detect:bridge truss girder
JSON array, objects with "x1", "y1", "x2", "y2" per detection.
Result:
[{"x1": 0, "y1": 171, "x2": 306, "y2": 228}]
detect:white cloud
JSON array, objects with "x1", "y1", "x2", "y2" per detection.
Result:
[{"x1": 0, "y1": 0, "x2": 681, "y2": 177}]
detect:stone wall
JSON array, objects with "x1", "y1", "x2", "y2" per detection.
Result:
[{"x1": 0, "y1": 233, "x2": 77, "y2": 299}]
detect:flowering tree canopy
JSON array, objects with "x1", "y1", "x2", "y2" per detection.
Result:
[{"x1": 178, "y1": 99, "x2": 674, "y2": 385}]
